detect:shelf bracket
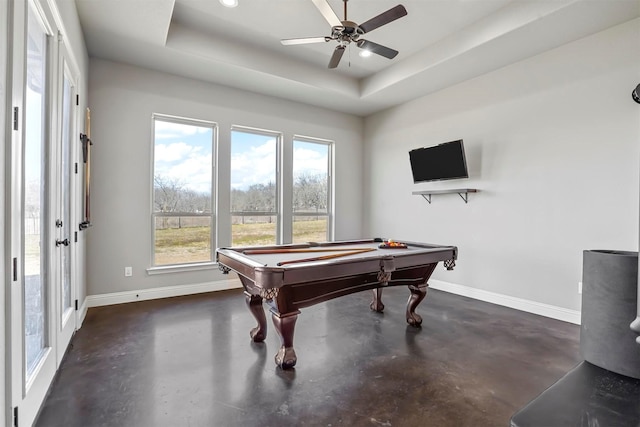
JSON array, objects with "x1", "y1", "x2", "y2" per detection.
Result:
[{"x1": 412, "y1": 188, "x2": 477, "y2": 204}]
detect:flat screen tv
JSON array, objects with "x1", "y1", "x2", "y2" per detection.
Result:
[{"x1": 409, "y1": 139, "x2": 468, "y2": 183}]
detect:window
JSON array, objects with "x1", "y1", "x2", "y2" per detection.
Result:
[
  {"x1": 152, "y1": 115, "x2": 216, "y2": 266},
  {"x1": 230, "y1": 127, "x2": 280, "y2": 246},
  {"x1": 152, "y1": 119, "x2": 332, "y2": 263},
  {"x1": 292, "y1": 138, "x2": 332, "y2": 243}
]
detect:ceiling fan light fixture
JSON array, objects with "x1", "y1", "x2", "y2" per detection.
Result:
[
  {"x1": 219, "y1": 0, "x2": 238, "y2": 8},
  {"x1": 359, "y1": 50, "x2": 372, "y2": 58}
]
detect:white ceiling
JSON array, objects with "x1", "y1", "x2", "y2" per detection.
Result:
[{"x1": 75, "y1": 0, "x2": 640, "y2": 116}]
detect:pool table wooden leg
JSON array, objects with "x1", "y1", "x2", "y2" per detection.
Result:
[
  {"x1": 370, "y1": 288, "x2": 385, "y2": 312},
  {"x1": 406, "y1": 284, "x2": 427, "y2": 327},
  {"x1": 245, "y1": 292, "x2": 267, "y2": 342},
  {"x1": 272, "y1": 312, "x2": 298, "y2": 369}
]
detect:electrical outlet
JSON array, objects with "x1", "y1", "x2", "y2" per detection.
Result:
[
  {"x1": 578, "y1": 281, "x2": 582, "y2": 294},
  {"x1": 125, "y1": 266, "x2": 132, "y2": 277}
]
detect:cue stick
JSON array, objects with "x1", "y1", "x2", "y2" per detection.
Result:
[
  {"x1": 276, "y1": 248, "x2": 377, "y2": 266},
  {"x1": 243, "y1": 247, "x2": 373, "y2": 255}
]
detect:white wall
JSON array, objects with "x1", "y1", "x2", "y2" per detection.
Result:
[
  {"x1": 87, "y1": 59, "x2": 364, "y2": 297},
  {"x1": 364, "y1": 18, "x2": 640, "y2": 314}
]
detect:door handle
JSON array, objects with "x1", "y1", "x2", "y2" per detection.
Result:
[{"x1": 55, "y1": 238, "x2": 69, "y2": 247}]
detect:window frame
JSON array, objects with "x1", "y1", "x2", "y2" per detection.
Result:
[
  {"x1": 291, "y1": 135, "x2": 334, "y2": 243},
  {"x1": 149, "y1": 113, "x2": 217, "y2": 272}
]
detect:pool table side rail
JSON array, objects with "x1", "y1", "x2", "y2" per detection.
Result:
[
  {"x1": 216, "y1": 242, "x2": 457, "y2": 291},
  {"x1": 216, "y1": 238, "x2": 457, "y2": 256}
]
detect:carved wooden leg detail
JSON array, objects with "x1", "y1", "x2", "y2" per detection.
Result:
[
  {"x1": 245, "y1": 292, "x2": 267, "y2": 342},
  {"x1": 370, "y1": 288, "x2": 385, "y2": 312},
  {"x1": 406, "y1": 284, "x2": 427, "y2": 327},
  {"x1": 272, "y1": 312, "x2": 298, "y2": 369}
]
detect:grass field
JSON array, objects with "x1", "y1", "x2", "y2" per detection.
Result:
[{"x1": 155, "y1": 219, "x2": 327, "y2": 265}]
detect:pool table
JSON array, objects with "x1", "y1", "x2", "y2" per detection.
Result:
[{"x1": 216, "y1": 238, "x2": 457, "y2": 369}]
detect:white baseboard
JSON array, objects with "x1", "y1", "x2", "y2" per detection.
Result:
[
  {"x1": 82, "y1": 277, "x2": 580, "y2": 324},
  {"x1": 86, "y1": 279, "x2": 242, "y2": 308},
  {"x1": 77, "y1": 297, "x2": 89, "y2": 327},
  {"x1": 429, "y1": 279, "x2": 581, "y2": 325}
]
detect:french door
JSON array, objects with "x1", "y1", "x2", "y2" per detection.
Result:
[
  {"x1": 9, "y1": 1, "x2": 79, "y2": 425},
  {"x1": 55, "y1": 45, "x2": 79, "y2": 363}
]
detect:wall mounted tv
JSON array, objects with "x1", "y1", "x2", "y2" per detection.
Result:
[{"x1": 409, "y1": 139, "x2": 468, "y2": 183}]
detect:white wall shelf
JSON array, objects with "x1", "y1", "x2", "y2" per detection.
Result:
[{"x1": 412, "y1": 189, "x2": 478, "y2": 204}]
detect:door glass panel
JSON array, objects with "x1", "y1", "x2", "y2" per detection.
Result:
[
  {"x1": 61, "y1": 71, "x2": 72, "y2": 314},
  {"x1": 24, "y1": 5, "x2": 48, "y2": 377}
]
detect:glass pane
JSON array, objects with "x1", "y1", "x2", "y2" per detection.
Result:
[
  {"x1": 153, "y1": 120, "x2": 213, "y2": 214},
  {"x1": 154, "y1": 216, "x2": 212, "y2": 265},
  {"x1": 153, "y1": 119, "x2": 214, "y2": 265},
  {"x1": 230, "y1": 129, "x2": 278, "y2": 245},
  {"x1": 292, "y1": 140, "x2": 329, "y2": 214},
  {"x1": 292, "y1": 139, "x2": 329, "y2": 243},
  {"x1": 231, "y1": 215, "x2": 277, "y2": 246},
  {"x1": 292, "y1": 216, "x2": 328, "y2": 244},
  {"x1": 61, "y1": 71, "x2": 72, "y2": 313},
  {"x1": 24, "y1": 5, "x2": 48, "y2": 377}
]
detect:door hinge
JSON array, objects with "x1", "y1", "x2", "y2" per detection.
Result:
[
  {"x1": 13, "y1": 406, "x2": 18, "y2": 427},
  {"x1": 75, "y1": 162, "x2": 78, "y2": 174},
  {"x1": 76, "y1": 94, "x2": 79, "y2": 106},
  {"x1": 12, "y1": 257, "x2": 17, "y2": 281},
  {"x1": 13, "y1": 107, "x2": 19, "y2": 130},
  {"x1": 74, "y1": 231, "x2": 78, "y2": 243},
  {"x1": 75, "y1": 299, "x2": 78, "y2": 311}
]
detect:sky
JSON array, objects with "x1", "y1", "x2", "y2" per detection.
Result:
[
  {"x1": 154, "y1": 120, "x2": 214, "y2": 194},
  {"x1": 155, "y1": 121, "x2": 329, "y2": 194},
  {"x1": 231, "y1": 131, "x2": 329, "y2": 190}
]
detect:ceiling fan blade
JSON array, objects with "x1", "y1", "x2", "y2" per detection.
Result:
[
  {"x1": 359, "y1": 4, "x2": 407, "y2": 34},
  {"x1": 328, "y1": 45, "x2": 346, "y2": 68},
  {"x1": 356, "y1": 39, "x2": 399, "y2": 59},
  {"x1": 281, "y1": 37, "x2": 330, "y2": 46},
  {"x1": 311, "y1": 0, "x2": 342, "y2": 27}
]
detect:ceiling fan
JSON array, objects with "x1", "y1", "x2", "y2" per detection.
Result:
[{"x1": 281, "y1": 0, "x2": 408, "y2": 69}]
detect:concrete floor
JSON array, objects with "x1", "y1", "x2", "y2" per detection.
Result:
[{"x1": 35, "y1": 287, "x2": 580, "y2": 427}]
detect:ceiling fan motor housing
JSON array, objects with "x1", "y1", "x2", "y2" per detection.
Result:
[{"x1": 331, "y1": 20, "x2": 364, "y2": 44}]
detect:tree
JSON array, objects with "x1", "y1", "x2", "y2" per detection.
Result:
[
  {"x1": 154, "y1": 175, "x2": 211, "y2": 229},
  {"x1": 293, "y1": 173, "x2": 327, "y2": 213}
]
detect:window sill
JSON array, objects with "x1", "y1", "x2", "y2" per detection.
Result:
[{"x1": 147, "y1": 261, "x2": 219, "y2": 275}]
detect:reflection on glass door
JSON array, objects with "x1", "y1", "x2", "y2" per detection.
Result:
[{"x1": 24, "y1": 3, "x2": 48, "y2": 379}]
